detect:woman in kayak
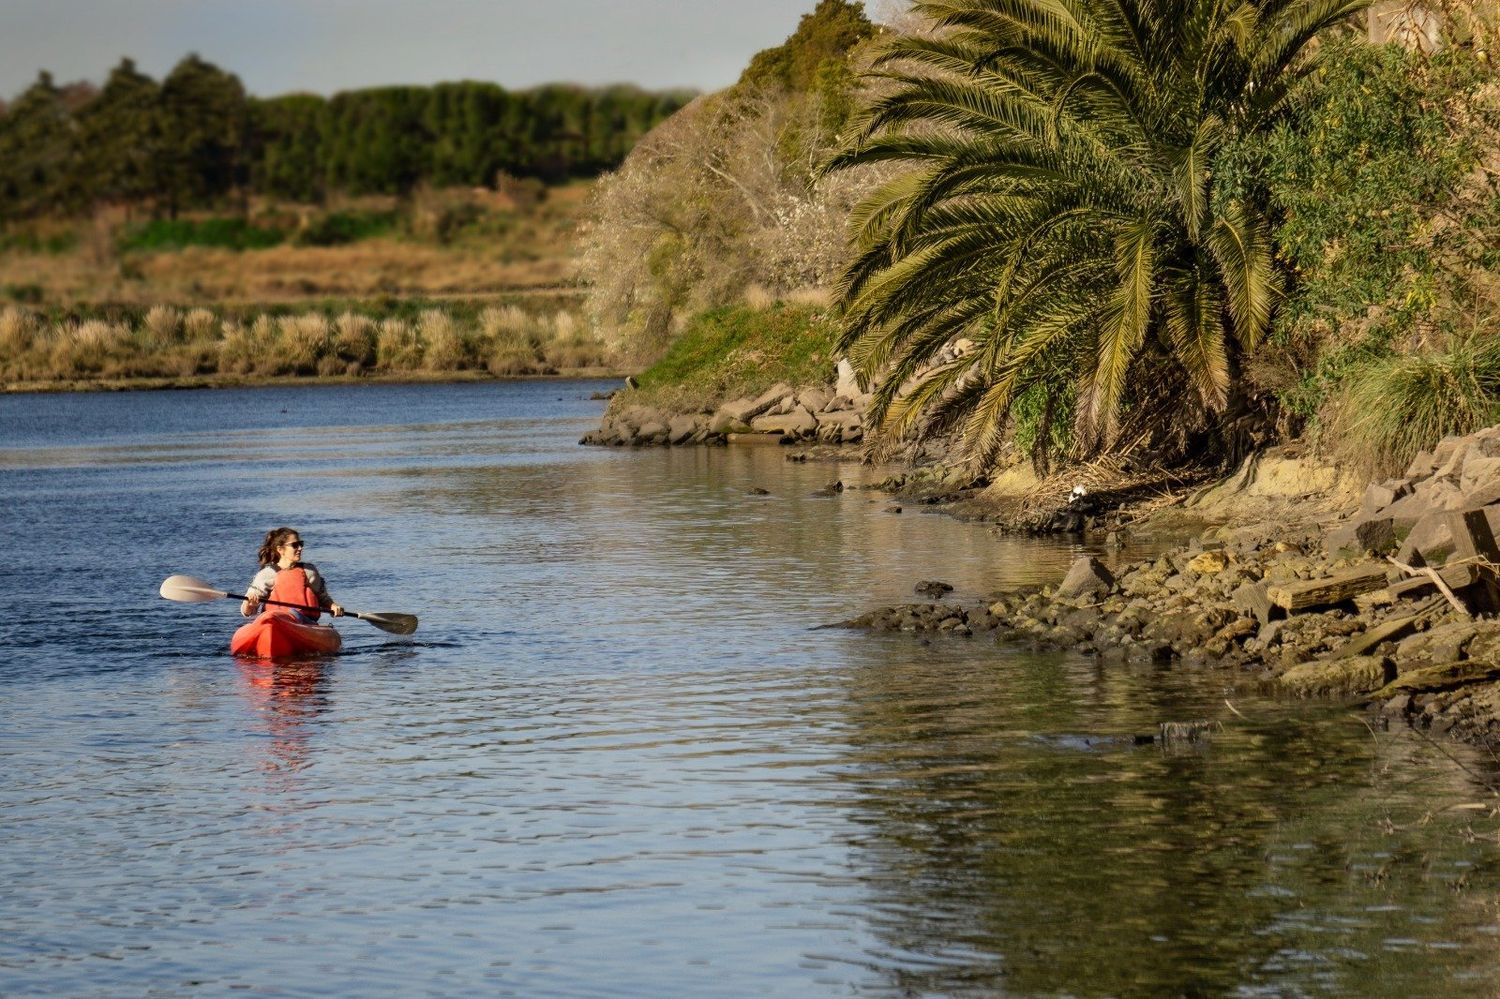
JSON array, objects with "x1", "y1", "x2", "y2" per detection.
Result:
[{"x1": 240, "y1": 527, "x2": 344, "y2": 621}]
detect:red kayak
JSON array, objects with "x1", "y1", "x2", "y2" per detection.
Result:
[{"x1": 231, "y1": 610, "x2": 342, "y2": 657}]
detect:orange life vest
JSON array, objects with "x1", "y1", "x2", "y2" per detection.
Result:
[{"x1": 267, "y1": 566, "x2": 321, "y2": 622}]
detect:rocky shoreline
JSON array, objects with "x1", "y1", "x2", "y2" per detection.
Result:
[
  {"x1": 584, "y1": 374, "x2": 1500, "y2": 750},
  {"x1": 581, "y1": 365, "x2": 872, "y2": 448},
  {"x1": 837, "y1": 427, "x2": 1500, "y2": 750}
]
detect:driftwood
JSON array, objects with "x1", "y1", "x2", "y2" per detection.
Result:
[
  {"x1": 1266, "y1": 567, "x2": 1389, "y2": 612},
  {"x1": 1389, "y1": 557, "x2": 1472, "y2": 617},
  {"x1": 1446, "y1": 509, "x2": 1500, "y2": 614},
  {"x1": 1320, "y1": 596, "x2": 1445, "y2": 660},
  {"x1": 1387, "y1": 562, "x2": 1480, "y2": 601}
]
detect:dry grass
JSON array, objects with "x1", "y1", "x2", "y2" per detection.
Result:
[
  {"x1": 0, "y1": 299, "x2": 610, "y2": 387},
  {"x1": 0, "y1": 184, "x2": 614, "y2": 386},
  {"x1": 0, "y1": 183, "x2": 592, "y2": 307}
]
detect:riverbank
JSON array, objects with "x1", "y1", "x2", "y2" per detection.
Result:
[
  {"x1": 835, "y1": 430, "x2": 1500, "y2": 752},
  {"x1": 1, "y1": 366, "x2": 624, "y2": 395}
]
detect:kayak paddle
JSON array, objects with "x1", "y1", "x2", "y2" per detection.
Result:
[{"x1": 159, "y1": 574, "x2": 419, "y2": 635}]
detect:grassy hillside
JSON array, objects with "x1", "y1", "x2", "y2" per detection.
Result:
[{"x1": 624, "y1": 301, "x2": 841, "y2": 412}]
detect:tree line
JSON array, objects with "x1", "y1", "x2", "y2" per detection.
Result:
[{"x1": 0, "y1": 55, "x2": 695, "y2": 221}]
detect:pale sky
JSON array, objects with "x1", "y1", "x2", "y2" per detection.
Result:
[{"x1": 1, "y1": 0, "x2": 882, "y2": 101}]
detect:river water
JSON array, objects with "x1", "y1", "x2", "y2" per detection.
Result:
[{"x1": 3, "y1": 380, "x2": 1500, "y2": 996}]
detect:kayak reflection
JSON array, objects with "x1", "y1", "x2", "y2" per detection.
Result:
[{"x1": 236, "y1": 659, "x2": 332, "y2": 776}]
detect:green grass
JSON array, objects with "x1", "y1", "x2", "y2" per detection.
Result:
[
  {"x1": 293, "y1": 210, "x2": 399, "y2": 246},
  {"x1": 1326, "y1": 338, "x2": 1500, "y2": 477},
  {"x1": 117, "y1": 218, "x2": 289, "y2": 253},
  {"x1": 631, "y1": 303, "x2": 840, "y2": 408}
]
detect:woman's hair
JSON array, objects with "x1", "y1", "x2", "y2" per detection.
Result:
[{"x1": 257, "y1": 527, "x2": 300, "y2": 567}]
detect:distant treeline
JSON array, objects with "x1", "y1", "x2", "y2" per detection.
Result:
[{"x1": 0, "y1": 56, "x2": 695, "y2": 221}]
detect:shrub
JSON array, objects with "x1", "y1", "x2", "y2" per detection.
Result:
[
  {"x1": 1323, "y1": 337, "x2": 1500, "y2": 477},
  {"x1": 0, "y1": 306, "x2": 38, "y2": 354},
  {"x1": 219, "y1": 319, "x2": 254, "y2": 374},
  {"x1": 333, "y1": 311, "x2": 378, "y2": 368},
  {"x1": 418, "y1": 308, "x2": 471, "y2": 370},
  {"x1": 486, "y1": 344, "x2": 542, "y2": 376},
  {"x1": 116, "y1": 218, "x2": 288, "y2": 252},
  {"x1": 1220, "y1": 40, "x2": 1500, "y2": 427},
  {"x1": 406, "y1": 186, "x2": 483, "y2": 244},
  {"x1": 51, "y1": 319, "x2": 129, "y2": 375},
  {"x1": 377, "y1": 317, "x2": 423, "y2": 370},
  {"x1": 479, "y1": 304, "x2": 530, "y2": 345},
  {"x1": 294, "y1": 210, "x2": 397, "y2": 246},
  {"x1": 246, "y1": 316, "x2": 279, "y2": 373},
  {"x1": 183, "y1": 307, "x2": 218, "y2": 342},
  {"x1": 277, "y1": 313, "x2": 332, "y2": 374},
  {"x1": 143, "y1": 304, "x2": 183, "y2": 346}
]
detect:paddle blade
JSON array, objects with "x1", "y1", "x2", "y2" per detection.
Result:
[
  {"x1": 160, "y1": 574, "x2": 232, "y2": 603},
  {"x1": 356, "y1": 611, "x2": 419, "y2": 635}
]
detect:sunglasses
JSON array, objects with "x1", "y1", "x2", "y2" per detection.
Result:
[{"x1": 283, "y1": 541, "x2": 304, "y2": 550}]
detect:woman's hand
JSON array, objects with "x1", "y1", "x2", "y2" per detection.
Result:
[
  {"x1": 329, "y1": 602, "x2": 344, "y2": 617},
  {"x1": 241, "y1": 592, "x2": 262, "y2": 617}
]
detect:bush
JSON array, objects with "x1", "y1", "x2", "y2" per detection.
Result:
[
  {"x1": 276, "y1": 313, "x2": 332, "y2": 374},
  {"x1": 117, "y1": 217, "x2": 288, "y2": 252},
  {"x1": 294, "y1": 210, "x2": 397, "y2": 246},
  {"x1": 1324, "y1": 338, "x2": 1500, "y2": 477},
  {"x1": 418, "y1": 308, "x2": 473, "y2": 370},
  {"x1": 143, "y1": 304, "x2": 183, "y2": 347},
  {"x1": 1219, "y1": 40, "x2": 1500, "y2": 427},
  {"x1": 377, "y1": 317, "x2": 423, "y2": 370},
  {"x1": 333, "y1": 311, "x2": 378, "y2": 368},
  {"x1": 0, "y1": 228, "x2": 77, "y2": 253}
]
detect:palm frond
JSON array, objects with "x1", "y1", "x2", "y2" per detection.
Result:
[
  {"x1": 1079, "y1": 213, "x2": 1156, "y2": 444},
  {"x1": 827, "y1": 0, "x2": 1356, "y2": 465}
]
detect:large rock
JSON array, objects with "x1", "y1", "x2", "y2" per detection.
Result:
[
  {"x1": 815, "y1": 414, "x2": 863, "y2": 444},
  {"x1": 1403, "y1": 512, "x2": 1456, "y2": 565},
  {"x1": 1187, "y1": 549, "x2": 1230, "y2": 574},
  {"x1": 1382, "y1": 479, "x2": 1464, "y2": 528},
  {"x1": 1056, "y1": 556, "x2": 1115, "y2": 601},
  {"x1": 668, "y1": 415, "x2": 700, "y2": 445},
  {"x1": 709, "y1": 412, "x2": 751, "y2": 435},
  {"x1": 1462, "y1": 456, "x2": 1500, "y2": 495},
  {"x1": 719, "y1": 382, "x2": 794, "y2": 424},
  {"x1": 797, "y1": 386, "x2": 833, "y2": 414},
  {"x1": 751, "y1": 406, "x2": 818, "y2": 438},
  {"x1": 1362, "y1": 481, "x2": 1408, "y2": 514},
  {"x1": 1278, "y1": 655, "x2": 1395, "y2": 698},
  {"x1": 1355, "y1": 517, "x2": 1398, "y2": 556},
  {"x1": 635, "y1": 420, "x2": 669, "y2": 444},
  {"x1": 1432, "y1": 439, "x2": 1473, "y2": 483}
]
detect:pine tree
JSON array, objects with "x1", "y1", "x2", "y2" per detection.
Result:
[
  {"x1": 0, "y1": 71, "x2": 82, "y2": 219},
  {"x1": 158, "y1": 54, "x2": 249, "y2": 216},
  {"x1": 77, "y1": 58, "x2": 161, "y2": 210}
]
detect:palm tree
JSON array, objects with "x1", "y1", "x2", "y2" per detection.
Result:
[{"x1": 830, "y1": 0, "x2": 1371, "y2": 467}]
